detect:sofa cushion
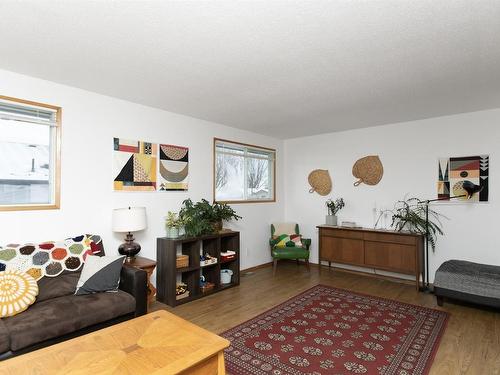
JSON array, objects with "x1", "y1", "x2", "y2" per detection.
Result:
[
  {"x1": 0, "y1": 270, "x2": 39, "y2": 318},
  {"x1": 4, "y1": 290, "x2": 135, "y2": 351},
  {"x1": 75, "y1": 255, "x2": 125, "y2": 295},
  {"x1": 275, "y1": 234, "x2": 303, "y2": 248},
  {"x1": 0, "y1": 320, "x2": 10, "y2": 353},
  {"x1": 37, "y1": 271, "x2": 81, "y2": 302}
]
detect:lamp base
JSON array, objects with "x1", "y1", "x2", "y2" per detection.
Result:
[{"x1": 118, "y1": 232, "x2": 141, "y2": 260}]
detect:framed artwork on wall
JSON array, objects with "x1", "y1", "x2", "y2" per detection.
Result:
[
  {"x1": 158, "y1": 144, "x2": 189, "y2": 191},
  {"x1": 438, "y1": 155, "x2": 489, "y2": 202},
  {"x1": 113, "y1": 138, "x2": 157, "y2": 191}
]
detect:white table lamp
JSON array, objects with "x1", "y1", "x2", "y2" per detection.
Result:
[{"x1": 112, "y1": 207, "x2": 147, "y2": 259}]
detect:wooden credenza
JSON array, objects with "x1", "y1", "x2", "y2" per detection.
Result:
[{"x1": 318, "y1": 225, "x2": 424, "y2": 290}]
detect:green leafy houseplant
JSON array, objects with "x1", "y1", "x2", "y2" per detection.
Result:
[
  {"x1": 212, "y1": 202, "x2": 242, "y2": 231},
  {"x1": 179, "y1": 199, "x2": 241, "y2": 237},
  {"x1": 378, "y1": 197, "x2": 445, "y2": 252}
]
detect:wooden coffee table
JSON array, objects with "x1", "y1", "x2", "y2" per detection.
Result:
[{"x1": 0, "y1": 310, "x2": 229, "y2": 374}]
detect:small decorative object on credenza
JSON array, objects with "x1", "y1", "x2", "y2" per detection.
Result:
[
  {"x1": 308, "y1": 169, "x2": 332, "y2": 196},
  {"x1": 340, "y1": 221, "x2": 361, "y2": 228},
  {"x1": 112, "y1": 206, "x2": 147, "y2": 259},
  {"x1": 325, "y1": 197, "x2": 345, "y2": 226}
]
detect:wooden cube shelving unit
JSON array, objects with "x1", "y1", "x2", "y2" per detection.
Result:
[{"x1": 156, "y1": 231, "x2": 240, "y2": 307}]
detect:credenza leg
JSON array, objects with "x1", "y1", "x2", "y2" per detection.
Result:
[{"x1": 328, "y1": 261, "x2": 331, "y2": 268}]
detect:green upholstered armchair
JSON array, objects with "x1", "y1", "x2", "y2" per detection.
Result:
[{"x1": 270, "y1": 223, "x2": 311, "y2": 276}]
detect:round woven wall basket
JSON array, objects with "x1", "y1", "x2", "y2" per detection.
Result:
[
  {"x1": 308, "y1": 169, "x2": 332, "y2": 196},
  {"x1": 0, "y1": 270, "x2": 39, "y2": 318},
  {"x1": 352, "y1": 155, "x2": 384, "y2": 186}
]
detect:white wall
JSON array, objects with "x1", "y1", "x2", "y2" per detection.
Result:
[
  {"x1": 285, "y1": 110, "x2": 500, "y2": 282},
  {"x1": 0, "y1": 69, "x2": 284, "y2": 281},
  {"x1": 2, "y1": 67, "x2": 498, "y2": 286}
]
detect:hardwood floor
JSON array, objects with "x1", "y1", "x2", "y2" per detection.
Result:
[{"x1": 153, "y1": 262, "x2": 500, "y2": 375}]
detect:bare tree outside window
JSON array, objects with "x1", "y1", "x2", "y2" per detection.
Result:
[
  {"x1": 214, "y1": 139, "x2": 275, "y2": 202},
  {"x1": 247, "y1": 158, "x2": 268, "y2": 197},
  {"x1": 215, "y1": 153, "x2": 228, "y2": 189}
]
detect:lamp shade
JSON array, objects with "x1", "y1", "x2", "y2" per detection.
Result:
[{"x1": 112, "y1": 207, "x2": 147, "y2": 232}]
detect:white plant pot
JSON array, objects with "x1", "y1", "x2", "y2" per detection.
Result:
[{"x1": 326, "y1": 215, "x2": 338, "y2": 226}]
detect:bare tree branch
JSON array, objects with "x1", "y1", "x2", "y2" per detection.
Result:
[
  {"x1": 247, "y1": 159, "x2": 267, "y2": 194},
  {"x1": 216, "y1": 154, "x2": 228, "y2": 189}
]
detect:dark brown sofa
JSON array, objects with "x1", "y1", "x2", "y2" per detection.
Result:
[{"x1": 0, "y1": 242, "x2": 148, "y2": 360}]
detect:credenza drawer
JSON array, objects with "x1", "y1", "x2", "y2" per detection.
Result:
[
  {"x1": 320, "y1": 236, "x2": 364, "y2": 266},
  {"x1": 364, "y1": 241, "x2": 416, "y2": 274},
  {"x1": 363, "y1": 232, "x2": 416, "y2": 245},
  {"x1": 319, "y1": 228, "x2": 364, "y2": 240}
]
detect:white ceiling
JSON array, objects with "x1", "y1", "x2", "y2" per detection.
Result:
[{"x1": 0, "y1": 1, "x2": 499, "y2": 139}]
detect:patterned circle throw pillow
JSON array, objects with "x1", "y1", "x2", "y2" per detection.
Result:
[{"x1": 0, "y1": 270, "x2": 39, "y2": 317}]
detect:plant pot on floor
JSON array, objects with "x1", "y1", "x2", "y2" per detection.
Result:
[{"x1": 325, "y1": 215, "x2": 338, "y2": 226}]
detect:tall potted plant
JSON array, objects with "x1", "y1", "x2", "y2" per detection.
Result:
[
  {"x1": 377, "y1": 197, "x2": 445, "y2": 251},
  {"x1": 325, "y1": 198, "x2": 345, "y2": 226}
]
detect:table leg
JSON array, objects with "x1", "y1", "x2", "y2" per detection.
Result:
[
  {"x1": 218, "y1": 351, "x2": 226, "y2": 375},
  {"x1": 144, "y1": 266, "x2": 157, "y2": 306}
]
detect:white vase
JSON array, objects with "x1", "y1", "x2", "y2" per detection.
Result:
[{"x1": 326, "y1": 215, "x2": 337, "y2": 226}]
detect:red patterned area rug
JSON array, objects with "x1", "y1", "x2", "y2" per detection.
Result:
[{"x1": 222, "y1": 285, "x2": 448, "y2": 375}]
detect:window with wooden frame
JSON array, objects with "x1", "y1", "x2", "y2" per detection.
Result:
[
  {"x1": 214, "y1": 138, "x2": 276, "y2": 203},
  {"x1": 0, "y1": 95, "x2": 61, "y2": 211}
]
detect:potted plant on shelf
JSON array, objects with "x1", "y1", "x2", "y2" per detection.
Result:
[
  {"x1": 325, "y1": 198, "x2": 345, "y2": 226},
  {"x1": 377, "y1": 197, "x2": 445, "y2": 251},
  {"x1": 179, "y1": 199, "x2": 213, "y2": 237},
  {"x1": 165, "y1": 211, "x2": 184, "y2": 239},
  {"x1": 179, "y1": 199, "x2": 242, "y2": 237},
  {"x1": 212, "y1": 202, "x2": 242, "y2": 232}
]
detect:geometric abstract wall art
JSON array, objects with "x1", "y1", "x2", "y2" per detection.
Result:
[
  {"x1": 113, "y1": 138, "x2": 157, "y2": 191},
  {"x1": 438, "y1": 155, "x2": 489, "y2": 202},
  {"x1": 158, "y1": 144, "x2": 189, "y2": 191}
]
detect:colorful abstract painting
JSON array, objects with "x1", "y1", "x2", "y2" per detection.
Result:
[
  {"x1": 438, "y1": 155, "x2": 489, "y2": 202},
  {"x1": 113, "y1": 138, "x2": 157, "y2": 191},
  {"x1": 158, "y1": 144, "x2": 188, "y2": 191}
]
